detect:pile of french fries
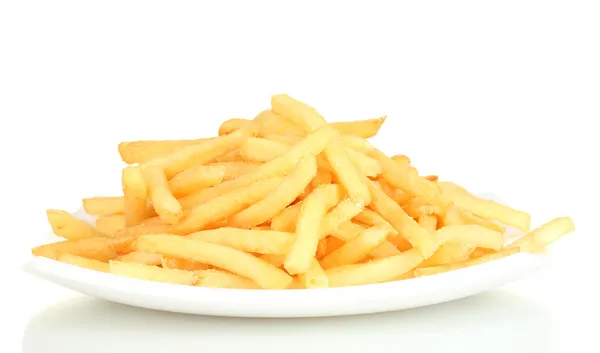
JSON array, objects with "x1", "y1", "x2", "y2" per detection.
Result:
[{"x1": 32, "y1": 94, "x2": 575, "y2": 290}]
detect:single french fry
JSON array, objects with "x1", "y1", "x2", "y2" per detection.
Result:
[
  {"x1": 368, "y1": 241, "x2": 402, "y2": 259},
  {"x1": 82, "y1": 196, "x2": 124, "y2": 216},
  {"x1": 440, "y1": 204, "x2": 464, "y2": 227},
  {"x1": 189, "y1": 228, "x2": 294, "y2": 255},
  {"x1": 168, "y1": 165, "x2": 225, "y2": 198},
  {"x1": 214, "y1": 149, "x2": 244, "y2": 162},
  {"x1": 345, "y1": 148, "x2": 382, "y2": 178},
  {"x1": 508, "y1": 217, "x2": 575, "y2": 253},
  {"x1": 326, "y1": 248, "x2": 423, "y2": 287},
  {"x1": 32, "y1": 237, "x2": 117, "y2": 262},
  {"x1": 285, "y1": 185, "x2": 334, "y2": 275},
  {"x1": 419, "y1": 243, "x2": 475, "y2": 267},
  {"x1": 96, "y1": 214, "x2": 125, "y2": 237},
  {"x1": 216, "y1": 161, "x2": 262, "y2": 181},
  {"x1": 161, "y1": 257, "x2": 211, "y2": 271},
  {"x1": 319, "y1": 198, "x2": 366, "y2": 240},
  {"x1": 330, "y1": 221, "x2": 365, "y2": 241},
  {"x1": 324, "y1": 137, "x2": 371, "y2": 204},
  {"x1": 439, "y1": 181, "x2": 531, "y2": 232},
  {"x1": 271, "y1": 94, "x2": 328, "y2": 132},
  {"x1": 109, "y1": 260, "x2": 195, "y2": 285},
  {"x1": 122, "y1": 166, "x2": 149, "y2": 227},
  {"x1": 174, "y1": 177, "x2": 283, "y2": 234},
  {"x1": 134, "y1": 234, "x2": 292, "y2": 289},
  {"x1": 339, "y1": 135, "x2": 374, "y2": 153},
  {"x1": 194, "y1": 269, "x2": 259, "y2": 289},
  {"x1": 391, "y1": 154, "x2": 411, "y2": 166},
  {"x1": 47, "y1": 209, "x2": 108, "y2": 240},
  {"x1": 228, "y1": 156, "x2": 317, "y2": 228},
  {"x1": 414, "y1": 248, "x2": 520, "y2": 277},
  {"x1": 320, "y1": 227, "x2": 393, "y2": 269},
  {"x1": 143, "y1": 166, "x2": 182, "y2": 224},
  {"x1": 460, "y1": 210, "x2": 506, "y2": 233},
  {"x1": 271, "y1": 202, "x2": 303, "y2": 232},
  {"x1": 253, "y1": 109, "x2": 306, "y2": 137},
  {"x1": 118, "y1": 138, "x2": 210, "y2": 164},
  {"x1": 436, "y1": 225, "x2": 504, "y2": 251},
  {"x1": 113, "y1": 223, "x2": 172, "y2": 254},
  {"x1": 258, "y1": 254, "x2": 286, "y2": 268},
  {"x1": 218, "y1": 118, "x2": 258, "y2": 136},
  {"x1": 119, "y1": 251, "x2": 163, "y2": 266},
  {"x1": 263, "y1": 134, "x2": 303, "y2": 145},
  {"x1": 403, "y1": 199, "x2": 438, "y2": 219},
  {"x1": 353, "y1": 209, "x2": 397, "y2": 234},
  {"x1": 240, "y1": 137, "x2": 289, "y2": 162},
  {"x1": 325, "y1": 236, "x2": 346, "y2": 254},
  {"x1": 470, "y1": 247, "x2": 495, "y2": 259},
  {"x1": 330, "y1": 116, "x2": 386, "y2": 138},
  {"x1": 143, "y1": 129, "x2": 251, "y2": 179},
  {"x1": 367, "y1": 180, "x2": 437, "y2": 258},
  {"x1": 378, "y1": 179, "x2": 412, "y2": 206},
  {"x1": 298, "y1": 259, "x2": 329, "y2": 288},
  {"x1": 418, "y1": 214, "x2": 438, "y2": 232},
  {"x1": 57, "y1": 253, "x2": 109, "y2": 272}
]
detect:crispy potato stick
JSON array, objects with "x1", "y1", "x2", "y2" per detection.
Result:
[
  {"x1": 298, "y1": 259, "x2": 329, "y2": 289},
  {"x1": 413, "y1": 248, "x2": 520, "y2": 277},
  {"x1": 353, "y1": 209, "x2": 396, "y2": 233},
  {"x1": 321, "y1": 227, "x2": 393, "y2": 269},
  {"x1": 330, "y1": 116, "x2": 386, "y2": 138},
  {"x1": 326, "y1": 248, "x2": 423, "y2": 287},
  {"x1": 142, "y1": 166, "x2": 183, "y2": 224},
  {"x1": 263, "y1": 134, "x2": 304, "y2": 145},
  {"x1": 181, "y1": 125, "x2": 337, "y2": 208},
  {"x1": 420, "y1": 243, "x2": 475, "y2": 267},
  {"x1": 174, "y1": 177, "x2": 283, "y2": 234},
  {"x1": 271, "y1": 94, "x2": 327, "y2": 132},
  {"x1": 439, "y1": 181, "x2": 531, "y2": 231},
  {"x1": 161, "y1": 257, "x2": 211, "y2": 271},
  {"x1": 370, "y1": 149, "x2": 449, "y2": 212},
  {"x1": 218, "y1": 118, "x2": 257, "y2": 136},
  {"x1": 113, "y1": 223, "x2": 172, "y2": 254},
  {"x1": 57, "y1": 253, "x2": 109, "y2": 272},
  {"x1": 378, "y1": 179, "x2": 412, "y2": 206},
  {"x1": 95, "y1": 214, "x2": 125, "y2": 237},
  {"x1": 122, "y1": 166, "x2": 149, "y2": 227},
  {"x1": 418, "y1": 214, "x2": 438, "y2": 232},
  {"x1": 214, "y1": 149, "x2": 244, "y2": 163},
  {"x1": 228, "y1": 156, "x2": 317, "y2": 228},
  {"x1": 47, "y1": 209, "x2": 108, "y2": 240},
  {"x1": 194, "y1": 269, "x2": 259, "y2": 289},
  {"x1": 134, "y1": 234, "x2": 292, "y2": 289},
  {"x1": 339, "y1": 135, "x2": 374, "y2": 153},
  {"x1": 82, "y1": 196, "x2": 124, "y2": 216},
  {"x1": 367, "y1": 180, "x2": 437, "y2": 258},
  {"x1": 258, "y1": 254, "x2": 286, "y2": 268},
  {"x1": 119, "y1": 251, "x2": 163, "y2": 266},
  {"x1": 368, "y1": 241, "x2": 402, "y2": 259},
  {"x1": 403, "y1": 199, "x2": 438, "y2": 220},
  {"x1": 437, "y1": 225, "x2": 504, "y2": 250},
  {"x1": 285, "y1": 185, "x2": 334, "y2": 275},
  {"x1": 324, "y1": 137, "x2": 371, "y2": 204},
  {"x1": 345, "y1": 148, "x2": 382, "y2": 178},
  {"x1": 109, "y1": 260, "x2": 195, "y2": 285},
  {"x1": 32, "y1": 237, "x2": 117, "y2": 262},
  {"x1": 253, "y1": 109, "x2": 306, "y2": 137},
  {"x1": 168, "y1": 165, "x2": 225, "y2": 198},
  {"x1": 216, "y1": 161, "x2": 262, "y2": 181},
  {"x1": 391, "y1": 154, "x2": 411, "y2": 165},
  {"x1": 271, "y1": 202, "x2": 303, "y2": 232},
  {"x1": 319, "y1": 198, "x2": 366, "y2": 240},
  {"x1": 189, "y1": 228, "x2": 294, "y2": 255},
  {"x1": 469, "y1": 247, "x2": 495, "y2": 259},
  {"x1": 240, "y1": 137, "x2": 289, "y2": 162},
  {"x1": 118, "y1": 138, "x2": 210, "y2": 164},
  {"x1": 325, "y1": 236, "x2": 346, "y2": 254},
  {"x1": 508, "y1": 217, "x2": 575, "y2": 253},
  {"x1": 441, "y1": 205, "x2": 463, "y2": 227},
  {"x1": 386, "y1": 232, "x2": 414, "y2": 252},
  {"x1": 460, "y1": 210, "x2": 505, "y2": 233},
  {"x1": 330, "y1": 221, "x2": 365, "y2": 241},
  {"x1": 143, "y1": 129, "x2": 250, "y2": 179}
]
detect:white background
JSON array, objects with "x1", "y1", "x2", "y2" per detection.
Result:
[{"x1": 1, "y1": 1, "x2": 599, "y2": 352}]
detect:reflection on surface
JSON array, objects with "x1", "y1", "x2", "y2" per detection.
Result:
[{"x1": 23, "y1": 290, "x2": 556, "y2": 353}]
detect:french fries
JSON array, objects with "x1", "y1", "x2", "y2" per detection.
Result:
[{"x1": 33, "y1": 94, "x2": 575, "y2": 290}]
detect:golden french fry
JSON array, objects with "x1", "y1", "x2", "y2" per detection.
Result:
[
  {"x1": 118, "y1": 138, "x2": 210, "y2": 164},
  {"x1": 253, "y1": 110, "x2": 306, "y2": 137},
  {"x1": 194, "y1": 269, "x2": 259, "y2": 289},
  {"x1": 324, "y1": 137, "x2": 371, "y2": 204},
  {"x1": 95, "y1": 214, "x2": 125, "y2": 237},
  {"x1": 218, "y1": 118, "x2": 258, "y2": 136},
  {"x1": 240, "y1": 137, "x2": 289, "y2": 162},
  {"x1": 122, "y1": 166, "x2": 149, "y2": 227},
  {"x1": 57, "y1": 253, "x2": 109, "y2": 272},
  {"x1": 258, "y1": 254, "x2": 286, "y2": 268},
  {"x1": 418, "y1": 214, "x2": 438, "y2": 232},
  {"x1": 134, "y1": 234, "x2": 292, "y2": 289},
  {"x1": 319, "y1": 198, "x2": 366, "y2": 240},
  {"x1": 263, "y1": 134, "x2": 303, "y2": 145},
  {"x1": 228, "y1": 156, "x2": 317, "y2": 228},
  {"x1": 439, "y1": 181, "x2": 531, "y2": 232},
  {"x1": 368, "y1": 241, "x2": 402, "y2": 259},
  {"x1": 119, "y1": 251, "x2": 163, "y2": 266},
  {"x1": 460, "y1": 210, "x2": 505, "y2": 233},
  {"x1": 214, "y1": 149, "x2": 244, "y2": 162},
  {"x1": 315, "y1": 238, "x2": 328, "y2": 260},
  {"x1": 161, "y1": 257, "x2": 211, "y2": 271},
  {"x1": 47, "y1": 209, "x2": 108, "y2": 240},
  {"x1": 143, "y1": 129, "x2": 251, "y2": 179},
  {"x1": 298, "y1": 259, "x2": 329, "y2": 289},
  {"x1": 353, "y1": 209, "x2": 396, "y2": 233},
  {"x1": 189, "y1": 228, "x2": 294, "y2": 255},
  {"x1": 508, "y1": 217, "x2": 575, "y2": 253},
  {"x1": 403, "y1": 199, "x2": 438, "y2": 219},
  {"x1": 168, "y1": 165, "x2": 225, "y2": 198},
  {"x1": 330, "y1": 116, "x2": 386, "y2": 138},
  {"x1": 391, "y1": 154, "x2": 411, "y2": 165},
  {"x1": 113, "y1": 223, "x2": 172, "y2": 254},
  {"x1": 330, "y1": 221, "x2": 365, "y2": 241},
  {"x1": 32, "y1": 237, "x2": 117, "y2": 262},
  {"x1": 109, "y1": 260, "x2": 195, "y2": 285},
  {"x1": 216, "y1": 161, "x2": 262, "y2": 181},
  {"x1": 437, "y1": 225, "x2": 504, "y2": 251},
  {"x1": 419, "y1": 243, "x2": 475, "y2": 267},
  {"x1": 325, "y1": 236, "x2": 346, "y2": 254},
  {"x1": 414, "y1": 248, "x2": 520, "y2": 277},
  {"x1": 82, "y1": 196, "x2": 124, "y2": 216},
  {"x1": 378, "y1": 179, "x2": 412, "y2": 206},
  {"x1": 143, "y1": 166, "x2": 182, "y2": 224},
  {"x1": 367, "y1": 180, "x2": 437, "y2": 258},
  {"x1": 271, "y1": 202, "x2": 303, "y2": 232},
  {"x1": 320, "y1": 227, "x2": 393, "y2": 269},
  {"x1": 440, "y1": 205, "x2": 463, "y2": 227},
  {"x1": 469, "y1": 247, "x2": 495, "y2": 259},
  {"x1": 345, "y1": 148, "x2": 382, "y2": 178},
  {"x1": 326, "y1": 248, "x2": 423, "y2": 287},
  {"x1": 174, "y1": 177, "x2": 283, "y2": 234},
  {"x1": 271, "y1": 94, "x2": 327, "y2": 132},
  {"x1": 339, "y1": 135, "x2": 374, "y2": 153},
  {"x1": 284, "y1": 185, "x2": 334, "y2": 275}
]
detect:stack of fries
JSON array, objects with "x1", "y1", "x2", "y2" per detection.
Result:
[{"x1": 32, "y1": 94, "x2": 575, "y2": 290}]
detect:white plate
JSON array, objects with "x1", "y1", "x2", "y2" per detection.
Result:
[{"x1": 23, "y1": 193, "x2": 543, "y2": 318}]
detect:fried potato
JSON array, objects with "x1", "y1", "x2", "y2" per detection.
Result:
[
  {"x1": 271, "y1": 94, "x2": 327, "y2": 132},
  {"x1": 271, "y1": 202, "x2": 303, "y2": 232},
  {"x1": 118, "y1": 138, "x2": 210, "y2": 164},
  {"x1": 368, "y1": 241, "x2": 402, "y2": 259},
  {"x1": 258, "y1": 254, "x2": 286, "y2": 268},
  {"x1": 330, "y1": 116, "x2": 386, "y2": 138},
  {"x1": 32, "y1": 237, "x2": 117, "y2": 262},
  {"x1": 161, "y1": 257, "x2": 211, "y2": 271},
  {"x1": 378, "y1": 179, "x2": 412, "y2": 206},
  {"x1": 413, "y1": 248, "x2": 520, "y2": 277},
  {"x1": 122, "y1": 166, "x2": 149, "y2": 227},
  {"x1": 142, "y1": 166, "x2": 183, "y2": 224},
  {"x1": 324, "y1": 137, "x2": 371, "y2": 204},
  {"x1": 338, "y1": 135, "x2": 374, "y2": 153},
  {"x1": 240, "y1": 138, "x2": 289, "y2": 162},
  {"x1": 436, "y1": 225, "x2": 504, "y2": 251},
  {"x1": 319, "y1": 198, "x2": 366, "y2": 240},
  {"x1": 113, "y1": 223, "x2": 172, "y2": 254},
  {"x1": 320, "y1": 227, "x2": 392, "y2": 269},
  {"x1": 216, "y1": 161, "x2": 262, "y2": 181},
  {"x1": 508, "y1": 217, "x2": 575, "y2": 253},
  {"x1": 189, "y1": 228, "x2": 294, "y2": 255},
  {"x1": 298, "y1": 259, "x2": 329, "y2": 289},
  {"x1": 82, "y1": 196, "x2": 124, "y2": 216},
  {"x1": 194, "y1": 269, "x2": 259, "y2": 289},
  {"x1": 418, "y1": 214, "x2": 438, "y2": 232},
  {"x1": 109, "y1": 260, "x2": 195, "y2": 285},
  {"x1": 57, "y1": 253, "x2": 110, "y2": 272},
  {"x1": 168, "y1": 165, "x2": 225, "y2": 198},
  {"x1": 218, "y1": 118, "x2": 258, "y2": 136},
  {"x1": 46, "y1": 209, "x2": 108, "y2": 240},
  {"x1": 253, "y1": 109, "x2": 306, "y2": 137},
  {"x1": 344, "y1": 148, "x2": 382, "y2": 178},
  {"x1": 118, "y1": 251, "x2": 164, "y2": 266},
  {"x1": 353, "y1": 209, "x2": 396, "y2": 233},
  {"x1": 95, "y1": 214, "x2": 125, "y2": 237},
  {"x1": 460, "y1": 210, "x2": 505, "y2": 233},
  {"x1": 330, "y1": 221, "x2": 365, "y2": 241}
]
